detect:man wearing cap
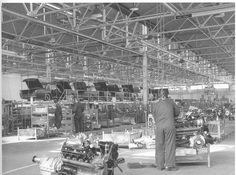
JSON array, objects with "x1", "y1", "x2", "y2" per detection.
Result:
[{"x1": 152, "y1": 89, "x2": 180, "y2": 171}]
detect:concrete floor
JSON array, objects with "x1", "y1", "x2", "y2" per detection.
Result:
[
  {"x1": 114, "y1": 133, "x2": 235, "y2": 175},
  {"x1": 115, "y1": 121, "x2": 235, "y2": 175},
  {"x1": 2, "y1": 121, "x2": 235, "y2": 175}
]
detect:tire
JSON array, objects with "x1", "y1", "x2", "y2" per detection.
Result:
[{"x1": 45, "y1": 94, "x2": 51, "y2": 101}]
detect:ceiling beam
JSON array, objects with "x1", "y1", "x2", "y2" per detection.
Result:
[
  {"x1": 2, "y1": 8, "x2": 142, "y2": 57},
  {"x1": 2, "y1": 6, "x2": 233, "y2": 84},
  {"x1": 35, "y1": 4, "x2": 91, "y2": 17},
  {"x1": 73, "y1": 3, "x2": 235, "y2": 31},
  {"x1": 168, "y1": 44, "x2": 234, "y2": 52}
]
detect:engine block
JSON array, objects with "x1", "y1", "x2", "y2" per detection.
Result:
[{"x1": 33, "y1": 140, "x2": 124, "y2": 175}]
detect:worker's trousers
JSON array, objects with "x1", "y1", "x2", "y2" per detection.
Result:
[
  {"x1": 74, "y1": 117, "x2": 83, "y2": 133},
  {"x1": 155, "y1": 126, "x2": 176, "y2": 168}
]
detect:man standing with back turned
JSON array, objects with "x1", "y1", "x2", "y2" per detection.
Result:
[
  {"x1": 72, "y1": 98, "x2": 84, "y2": 133},
  {"x1": 152, "y1": 89, "x2": 180, "y2": 171}
]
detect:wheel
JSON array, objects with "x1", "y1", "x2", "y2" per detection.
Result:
[{"x1": 45, "y1": 94, "x2": 51, "y2": 101}]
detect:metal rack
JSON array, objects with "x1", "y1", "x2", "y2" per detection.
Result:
[
  {"x1": 176, "y1": 143, "x2": 211, "y2": 167},
  {"x1": 18, "y1": 104, "x2": 55, "y2": 140},
  {"x1": 175, "y1": 127, "x2": 211, "y2": 167},
  {"x1": 207, "y1": 120, "x2": 225, "y2": 141}
]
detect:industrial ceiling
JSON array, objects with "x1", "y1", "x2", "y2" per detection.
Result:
[{"x1": 1, "y1": 3, "x2": 235, "y2": 87}]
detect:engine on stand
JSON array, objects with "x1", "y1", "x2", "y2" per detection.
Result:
[
  {"x1": 175, "y1": 106, "x2": 216, "y2": 149},
  {"x1": 32, "y1": 135, "x2": 125, "y2": 175}
]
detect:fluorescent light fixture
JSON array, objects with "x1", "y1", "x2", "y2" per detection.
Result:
[
  {"x1": 130, "y1": 3, "x2": 139, "y2": 11},
  {"x1": 46, "y1": 3, "x2": 60, "y2": 10},
  {"x1": 54, "y1": 77, "x2": 65, "y2": 80},
  {"x1": 46, "y1": 3, "x2": 72, "y2": 15},
  {"x1": 213, "y1": 83, "x2": 229, "y2": 89},
  {"x1": 49, "y1": 37, "x2": 56, "y2": 43},
  {"x1": 130, "y1": 7, "x2": 139, "y2": 11},
  {"x1": 214, "y1": 13, "x2": 225, "y2": 18},
  {"x1": 190, "y1": 85, "x2": 206, "y2": 90},
  {"x1": 91, "y1": 5, "x2": 102, "y2": 18}
]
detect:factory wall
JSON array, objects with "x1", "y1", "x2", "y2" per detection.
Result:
[
  {"x1": 2, "y1": 74, "x2": 37, "y2": 101},
  {"x1": 2, "y1": 74, "x2": 22, "y2": 101},
  {"x1": 169, "y1": 88, "x2": 235, "y2": 102}
]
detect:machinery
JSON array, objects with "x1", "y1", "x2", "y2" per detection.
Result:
[
  {"x1": 175, "y1": 107, "x2": 215, "y2": 149},
  {"x1": 32, "y1": 138, "x2": 125, "y2": 175}
]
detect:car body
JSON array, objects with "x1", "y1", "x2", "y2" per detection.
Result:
[
  {"x1": 20, "y1": 78, "x2": 51, "y2": 101},
  {"x1": 20, "y1": 79, "x2": 72, "y2": 101}
]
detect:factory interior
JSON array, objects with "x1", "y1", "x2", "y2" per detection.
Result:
[{"x1": 1, "y1": 2, "x2": 235, "y2": 175}]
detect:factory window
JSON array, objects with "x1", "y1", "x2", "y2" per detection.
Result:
[
  {"x1": 213, "y1": 84, "x2": 229, "y2": 89},
  {"x1": 190, "y1": 85, "x2": 206, "y2": 90}
]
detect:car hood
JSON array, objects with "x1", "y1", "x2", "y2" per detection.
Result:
[
  {"x1": 107, "y1": 84, "x2": 120, "y2": 92},
  {"x1": 55, "y1": 81, "x2": 72, "y2": 92},
  {"x1": 121, "y1": 85, "x2": 134, "y2": 93},
  {"x1": 73, "y1": 82, "x2": 87, "y2": 90},
  {"x1": 93, "y1": 82, "x2": 107, "y2": 91},
  {"x1": 23, "y1": 78, "x2": 43, "y2": 89}
]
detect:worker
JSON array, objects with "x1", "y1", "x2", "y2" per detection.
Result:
[
  {"x1": 152, "y1": 89, "x2": 180, "y2": 171},
  {"x1": 72, "y1": 98, "x2": 84, "y2": 133},
  {"x1": 54, "y1": 99, "x2": 63, "y2": 129}
]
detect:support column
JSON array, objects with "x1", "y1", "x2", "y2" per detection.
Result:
[
  {"x1": 102, "y1": 7, "x2": 106, "y2": 54},
  {"x1": 46, "y1": 51, "x2": 51, "y2": 82},
  {"x1": 0, "y1": 3, "x2": 2, "y2": 144},
  {"x1": 42, "y1": 8, "x2": 51, "y2": 82},
  {"x1": 125, "y1": 15, "x2": 129, "y2": 47},
  {"x1": 30, "y1": 3, "x2": 33, "y2": 12},
  {"x1": 43, "y1": 8, "x2": 46, "y2": 34},
  {"x1": 102, "y1": 8, "x2": 106, "y2": 40},
  {"x1": 142, "y1": 25, "x2": 148, "y2": 127},
  {"x1": 99, "y1": 8, "x2": 106, "y2": 74},
  {"x1": 83, "y1": 56, "x2": 87, "y2": 71},
  {"x1": 142, "y1": 25, "x2": 148, "y2": 107},
  {"x1": 73, "y1": 3, "x2": 77, "y2": 30}
]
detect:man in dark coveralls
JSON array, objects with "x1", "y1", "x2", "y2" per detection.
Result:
[
  {"x1": 54, "y1": 99, "x2": 63, "y2": 129},
  {"x1": 72, "y1": 98, "x2": 84, "y2": 133},
  {"x1": 152, "y1": 89, "x2": 180, "y2": 171}
]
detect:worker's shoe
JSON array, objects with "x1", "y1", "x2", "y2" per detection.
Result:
[
  {"x1": 157, "y1": 167, "x2": 165, "y2": 171},
  {"x1": 165, "y1": 167, "x2": 179, "y2": 171}
]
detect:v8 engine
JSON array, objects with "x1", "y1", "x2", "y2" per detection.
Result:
[{"x1": 33, "y1": 139, "x2": 125, "y2": 175}]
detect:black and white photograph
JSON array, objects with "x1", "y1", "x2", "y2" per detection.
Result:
[{"x1": 1, "y1": 1, "x2": 235, "y2": 175}]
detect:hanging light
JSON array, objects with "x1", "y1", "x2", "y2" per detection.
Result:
[
  {"x1": 214, "y1": 13, "x2": 225, "y2": 18},
  {"x1": 91, "y1": 5, "x2": 102, "y2": 18},
  {"x1": 49, "y1": 36, "x2": 56, "y2": 44},
  {"x1": 130, "y1": 3, "x2": 139, "y2": 11}
]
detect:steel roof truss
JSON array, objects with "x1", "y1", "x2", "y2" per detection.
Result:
[
  {"x1": 213, "y1": 13, "x2": 235, "y2": 38},
  {"x1": 201, "y1": 15, "x2": 214, "y2": 27},
  {"x1": 75, "y1": 6, "x2": 90, "y2": 28},
  {"x1": 16, "y1": 21, "x2": 30, "y2": 41},
  {"x1": 169, "y1": 18, "x2": 189, "y2": 40},
  {"x1": 106, "y1": 12, "x2": 121, "y2": 38},
  {"x1": 22, "y1": 3, "x2": 30, "y2": 14}
]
